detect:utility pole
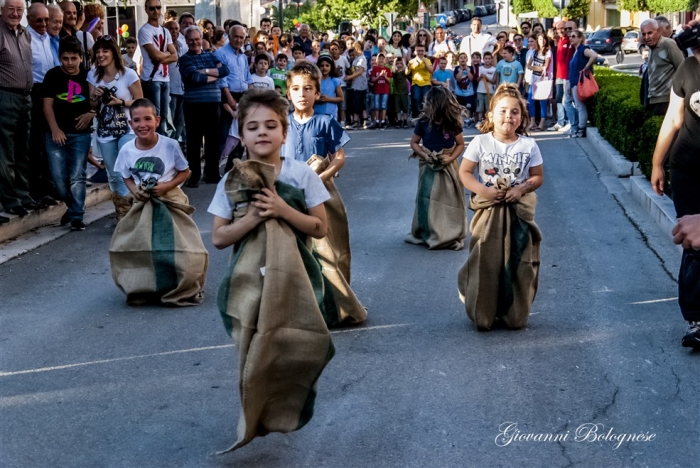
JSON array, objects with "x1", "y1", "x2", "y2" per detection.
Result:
[{"x1": 279, "y1": 0, "x2": 284, "y2": 29}]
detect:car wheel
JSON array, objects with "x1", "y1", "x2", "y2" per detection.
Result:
[{"x1": 612, "y1": 44, "x2": 620, "y2": 54}]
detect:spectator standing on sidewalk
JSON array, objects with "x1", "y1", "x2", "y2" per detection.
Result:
[
  {"x1": 640, "y1": 18, "x2": 684, "y2": 116},
  {"x1": 0, "y1": 0, "x2": 40, "y2": 218},
  {"x1": 547, "y1": 21, "x2": 574, "y2": 132},
  {"x1": 47, "y1": 5, "x2": 63, "y2": 64},
  {"x1": 58, "y1": 1, "x2": 94, "y2": 65},
  {"x1": 138, "y1": 0, "x2": 177, "y2": 135},
  {"x1": 458, "y1": 18, "x2": 497, "y2": 66},
  {"x1": 407, "y1": 43, "x2": 432, "y2": 118},
  {"x1": 164, "y1": 20, "x2": 185, "y2": 145},
  {"x1": 564, "y1": 30, "x2": 598, "y2": 138},
  {"x1": 294, "y1": 24, "x2": 313, "y2": 56},
  {"x1": 87, "y1": 35, "x2": 143, "y2": 220},
  {"x1": 27, "y1": 3, "x2": 60, "y2": 208},
  {"x1": 428, "y1": 26, "x2": 457, "y2": 70},
  {"x1": 650, "y1": 10, "x2": 700, "y2": 350}
]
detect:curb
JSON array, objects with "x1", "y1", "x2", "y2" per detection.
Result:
[
  {"x1": 586, "y1": 127, "x2": 676, "y2": 235},
  {"x1": 0, "y1": 183, "x2": 112, "y2": 244}
]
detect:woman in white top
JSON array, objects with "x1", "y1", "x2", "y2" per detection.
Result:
[
  {"x1": 87, "y1": 35, "x2": 143, "y2": 218},
  {"x1": 526, "y1": 33, "x2": 552, "y2": 131},
  {"x1": 385, "y1": 30, "x2": 410, "y2": 64}
]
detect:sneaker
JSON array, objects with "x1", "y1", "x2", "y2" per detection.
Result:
[
  {"x1": 476, "y1": 120, "x2": 484, "y2": 129},
  {"x1": 682, "y1": 321, "x2": 700, "y2": 350},
  {"x1": 339, "y1": 121, "x2": 345, "y2": 128},
  {"x1": 70, "y1": 219, "x2": 86, "y2": 231},
  {"x1": 60, "y1": 212, "x2": 71, "y2": 226},
  {"x1": 349, "y1": 122, "x2": 359, "y2": 130},
  {"x1": 547, "y1": 123, "x2": 562, "y2": 131},
  {"x1": 364, "y1": 121, "x2": 374, "y2": 130},
  {"x1": 558, "y1": 123, "x2": 571, "y2": 133},
  {"x1": 403, "y1": 121, "x2": 408, "y2": 129}
]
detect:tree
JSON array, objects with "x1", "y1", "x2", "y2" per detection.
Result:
[
  {"x1": 531, "y1": 0, "x2": 558, "y2": 17},
  {"x1": 617, "y1": 0, "x2": 649, "y2": 12},
  {"x1": 563, "y1": 0, "x2": 590, "y2": 20},
  {"x1": 512, "y1": 0, "x2": 535, "y2": 16},
  {"x1": 647, "y1": 0, "x2": 698, "y2": 12}
]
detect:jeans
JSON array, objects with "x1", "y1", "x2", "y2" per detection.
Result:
[
  {"x1": 555, "y1": 80, "x2": 567, "y2": 126},
  {"x1": 169, "y1": 93, "x2": 186, "y2": 143},
  {"x1": 46, "y1": 133, "x2": 91, "y2": 221},
  {"x1": 141, "y1": 80, "x2": 171, "y2": 136},
  {"x1": 96, "y1": 133, "x2": 135, "y2": 197},
  {"x1": 571, "y1": 85, "x2": 587, "y2": 132},
  {"x1": 670, "y1": 168, "x2": 700, "y2": 322},
  {"x1": 528, "y1": 88, "x2": 547, "y2": 121},
  {"x1": 411, "y1": 85, "x2": 431, "y2": 118},
  {"x1": 0, "y1": 89, "x2": 33, "y2": 210},
  {"x1": 184, "y1": 101, "x2": 221, "y2": 184},
  {"x1": 564, "y1": 81, "x2": 578, "y2": 131},
  {"x1": 373, "y1": 93, "x2": 389, "y2": 110}
]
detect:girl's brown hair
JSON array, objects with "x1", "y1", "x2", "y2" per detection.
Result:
[
  {"x1": 480, "y1": 84, "x2": 530, "y2": 136},
  {"x1": 534, "y1": 32, "x2": 550, "y2": 55},
  {"x1": 93, "y1": 35, "x2": 125, "y2": 82},
  {"x1": 419, "y1": 86, "x2": 464, "y2": 135},
  {"x1": 237, "y1": 89, "x2": 289, "y2": 138}
]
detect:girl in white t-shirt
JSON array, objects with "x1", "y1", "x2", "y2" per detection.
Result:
[
  {"x1": 458, "y1": 84, "x2": 544, "y2": 330},
  {"x1": 88, "y1": 36, "x2": 144, "y2": 220}
]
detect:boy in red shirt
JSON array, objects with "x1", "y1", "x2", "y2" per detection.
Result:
[{"x1": 369, "y1": 53, "x2": 393, "y2": 130}]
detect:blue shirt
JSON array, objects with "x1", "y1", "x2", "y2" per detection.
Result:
[
  {"x1": 414, "y1": 117, "x2": 461, "y2": 153},
  {"x1": 214, "y1": 44, "x2": 251, "y2": 93},
  {"x1": 433, "y1": 69, "x2": 453, "y2": 88},
  {"x1": 314, "y1": 77, "x2": 343, "y2": 118},
  {"x1": 28, "y1": 26, "x2": 58, "y2": 83},
  {"x1": 281, "y1": 113, "x2": 350, "y2": 162},
  {"x1": 568, "y1": 45, "x2": 594, "y2": 88},
  {"x1": 495, "y1": 59, "x2": 524, "y2": 84}
]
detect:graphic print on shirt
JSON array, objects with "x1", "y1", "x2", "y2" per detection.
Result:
[
  {"x1": 132, "y1": 156, "x2": 165, "y2": 190},
  {"x1": 57, "y1": 80, "x2": 87, "y2": 103},
  {"x1": 479, "y1": 151, "x2": 531, "y2": 187},
  {"x1": 690, "y1": 91, "x2": 700, "y2": 118},
  {"x1": 153, "y1": 31, "x2": 169, "y2": 77}
]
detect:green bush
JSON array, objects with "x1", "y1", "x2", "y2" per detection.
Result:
[{"x1": 590, "y1": 67, "x2": 663, "y2": 179}]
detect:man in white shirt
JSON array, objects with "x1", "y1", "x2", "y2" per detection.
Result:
[
  {"x1": 428, "y1": 26, "x2": 457, "y2": 69},
  {"x1": 138, "y1": 0, "x2": 178, "y2": 135},
  {"x1": 47, "y1": 5, "x2": 63, "y2": 64},
  {"x1": 27, "y1": 3, "x2": 59, "y2": 205},
  {"x1": 459, "y1": 17, "x2": 497, "y2": 66},
  {"x1": 177, "y1": 12, "x2": 194, "y2": 51},
  {"x1": 164, "y1": 20, "x2": 185, "y2": 145}
]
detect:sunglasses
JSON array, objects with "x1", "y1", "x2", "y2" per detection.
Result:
[
  {"x1": 147, "y1": 5, "x2": 161, "y2": 11},
  {"x1": 418, "y1": 33, "x2": 426, "y2": 36},
  {"x1": 96, "y1": 35, "x2": 115, "y2": 44}
]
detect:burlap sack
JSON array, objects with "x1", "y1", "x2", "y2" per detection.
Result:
[
  {"x1": 217, "y1": 160, "x2": 334, "y2": 452},
  {"x1": 404, "y1": 145, "x2": 467, "y2": 251},
  {"x1": 109, "y1": 187, "x2": 208, "y2": 306},
  {"x1": 307, "y1": 155, "x2": 367, "y2": 328},
  {"x1": 457, "y1": 177, "x2": 541, "y2": 330}
]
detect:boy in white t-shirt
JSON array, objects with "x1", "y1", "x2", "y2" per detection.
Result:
[
  {"x1": 249, "y1": 53, "x2": 275, "y2": 90},
  {"x1": 475, "y1": 51, "x2": 497, "y2": 128},
  {"x1": 115, "y1": 99, "x2": 190, "y2": 200}
]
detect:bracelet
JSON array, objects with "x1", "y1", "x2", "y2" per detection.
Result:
[{"x1": 88, "y1": 110, "x2": 96, "y2": 114}]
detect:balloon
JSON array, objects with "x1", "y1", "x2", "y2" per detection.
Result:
[
  {"x1": 118, "y1": 28, "x2": 123, "y2": 35},
  {"x1": 121, "y1": 24, "x2": 128, "y2": 32},
  {"x1": 123, "y1": 32, "x2": 129, "y2": 38}
]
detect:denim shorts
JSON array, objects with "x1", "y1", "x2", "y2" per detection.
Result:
[{"x1": 372, "y1": 93, "x2": 389, "y2": 110}]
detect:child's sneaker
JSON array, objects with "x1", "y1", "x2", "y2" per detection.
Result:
[
  {"x1": 403, "y1": 120, "x2": 409, "y2": 129},
  {"x1": 682, "y1": 321, "x2": 700, "y2": 349},
  {"x1": 70, "y1": 219, "x2": 86, "y2": 231}
]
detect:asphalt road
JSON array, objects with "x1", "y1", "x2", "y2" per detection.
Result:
[{"x1": 1, "y1": 124, "x2": 697, "y2": 467}]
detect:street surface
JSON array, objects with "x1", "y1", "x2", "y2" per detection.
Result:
[{"x1": 1, "y1": 125, "x2": 697, "y2": 467}]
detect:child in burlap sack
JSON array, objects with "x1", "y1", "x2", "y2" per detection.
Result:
[
  {"x1": 208, "y1": 89, "x2": 335, "y2": 452},
  {"x1": 457, "y1": 84, "x2": 544, "y2": 330},
  {"x1": 405, "y1": 86, "x2": 467, "y2": 250}
]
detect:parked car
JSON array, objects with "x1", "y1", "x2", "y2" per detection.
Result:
[
  {"x1": 460, "y1": 8, "x2": 473, "y2": 21},
  {"x1": 486, "y1": 3, "x2": 496, "y2": 14},
  {"x1": 587, "y1": 27, "x2": 625, "y2": 54},
  {"x1": 444, "y1": 11, "x2": 457, "y2": 26},
  {"x1": 474, "y1": 6, "x2": 487, "y2": 16},
  {"x1": 621, "y1": 30, "x2": 642, "y2": 53}
]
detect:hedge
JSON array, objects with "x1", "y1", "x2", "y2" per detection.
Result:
[{"x1": 589, "y1": 67, "x2": 664, "y2": 179}]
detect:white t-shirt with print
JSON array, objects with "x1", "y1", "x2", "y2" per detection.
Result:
[
  {"x1": 250, "y1": 74, "x2": 275, "y2": 90},
  {"x1": 208, "y1": 158, "x2": 331, "y2": 220},
  {"x1": 115, "y1": 135, "x2": 189, "y2": 186},
  {"x1": 138, "y1": 23, "x2": 173, "y2": 82},
  {"x1": 334, "y1": 55, "x2": 350, "y2": 86},
  {"x1": 463, "y1": 133, "x2": 543, "y2": 187},
  {"x1": 87, "y1": 67, "x2": 140, "y2": 143},
  {"x1": 476, "y1": 66, "x2": 496, "y2": 94}
]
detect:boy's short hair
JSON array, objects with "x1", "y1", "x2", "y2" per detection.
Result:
[
  {"x1": 238, "y1": 89, "x2": 289, "y2": 137},
  {"x1": 377, "y1": 52, "x2": 385, "y2": 58},
  {"x1": 513, "y1": 33, "x2": 523, "y2": 41},
  {"x1": 286, "y1": 60, "x2": 321, "y2": 92},
  {"x1": 276, "y1": 53, "x2": 288, "y2": 61},
  {"x1": 291, "y1": 45, "x2": 304, "y2": 54},
  {"x1": 254, "y1": 53, "x2": 270, "y2": 64},
  {"x1": 503, "y1": 45, "x2": 516, "y2": 55},
  {"x1": 438, "y1": 56, "x2": 447, "y2": 61},
  {"x1": 483, "y1": 51, "x2": 493, "y2": 58},
  {"x1": 58, "y1": 36, "x2": 83, "y2": 58},
  {"x1": 130, "y1": 98, "x2": 158, "y2": 116},
  {"x1": 125, "y1": 36, "x2": 138, "y2": 46},
  {"x1": 471, "y1": 51, "x2": 482, "y2": 58},
  {"x1": 414, "y1": 43, "x2": 425, "y2": 50}
]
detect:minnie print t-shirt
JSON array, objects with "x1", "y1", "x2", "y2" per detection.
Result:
[
  {"x1": 463, "y1": 133, "x2": 543, "y2": 187},
  {"x1": 414, "y1": 117, "x2": 462, "y2": 153},
  {"x1": 43, "y1": 66, "x2": 92, "y2": 134}
]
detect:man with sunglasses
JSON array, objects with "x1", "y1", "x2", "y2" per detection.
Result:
[
  {"x1": 27, "y1": 3, "x2": 60, "y2": 208},
  {"x1": 547, "y1": 21, "x2": 574, "y2": 132},
  {"x1": 138, "y1": 0, "x2": 178, "y2": 136},
  {"x1": 458, "y1": 17, "x2": 497, "y2": 66}
]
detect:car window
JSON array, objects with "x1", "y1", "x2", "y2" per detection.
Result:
[
  {"x1": 590, "y1": 29, "x2": 610, "y2": 39},
  {"x1": 624, "y1": 32, "x2": 637, "y2": 39},
  {"x1": 612, "y1": 28, "x2": 623, "y2": 37}
]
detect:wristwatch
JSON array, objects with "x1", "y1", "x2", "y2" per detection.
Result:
[{"x1": 205, "y1": 68, "x2": 209, "y2": 75}]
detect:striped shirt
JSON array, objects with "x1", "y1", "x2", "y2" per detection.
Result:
[
  {"x1": 179, "y1": 50, "x2": 230, "y2": 103},
  {"x1": 0, "y1": 22, "x2": 33, "y2": 90}
]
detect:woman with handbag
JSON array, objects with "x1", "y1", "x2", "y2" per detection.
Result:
[
  {"x1": 88, "y1": 35, "x2": 143, "y2": 220},
  {"x1": 564, "y1": 30, "x2": 599, "y2": 138},
  {"x1": 526, "y1": 33, "x2": 552, "y2": 131}
]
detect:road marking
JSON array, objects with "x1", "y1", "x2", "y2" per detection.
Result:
[
  {"x1": 0, "y1": 324, "x2": 413, "y2": 377},
  {"x1": 629, "y1": 297, "x2": 678, "y2": 305}
]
